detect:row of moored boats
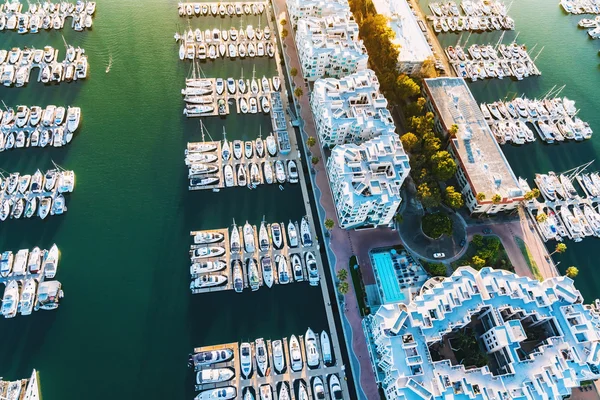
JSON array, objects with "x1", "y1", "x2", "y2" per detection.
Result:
[
  {"x1": 1, "y1": 245, "x2": 62, "y2": 318},
  {"x1": 430, "y1": 0, "x2": 508, "y2": 17},
  {"x1": 534, "y1": 202, "x2": 600, "y2": 243},
  {"x1": 430, "y1": 15, "x2": 514, "y2": 32},
  {"x1": 561, "y1": 0, "x2": 600, "y2": 14},
  {"x1": 178, "y1": 2, "x2": 265, "y2": 17},
  {"x1": 0, "y1": 0, "x2": 95, "y2": 33},
  {"x1": 447, "y1": 43, "x2": 533, "y2": 63}
]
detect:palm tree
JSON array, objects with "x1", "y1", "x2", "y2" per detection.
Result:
[
  {"x1": 306, "y1": 136, "x2": 316, "y2": 148},
  {"x1": 324, "y1": 218, "x2": 335, "y2": 231},
  {"x1": 476, "y1": 193, "x2": 486, "y2": 202},
  {"x1": 536, "y1": 212, "x2": 548, "y2": 223},
  {"x1": 492, "y1": 194, "x2": 501, "y2": 204},
  {"x1": 566, "y1": 266, "x2": 579, "y2": 278},
  {"x1": 550, "y1": 243, "x2": 567, "y2": 256},
  {"x1": 337, "y1": 281, "x2": 349, "y2": 295}
]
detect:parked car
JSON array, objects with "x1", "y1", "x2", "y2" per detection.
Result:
[
  {"x1": 459, "y1": 239, "x2": 466, "y2": 247},
  {"x1": 433, "y1": 253, "x2": 445, "y2": 259},
  {"x1": 482, "y1": 228, "x2": 492, "y2": 234}
]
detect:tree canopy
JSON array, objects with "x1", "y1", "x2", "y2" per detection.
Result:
[
  {"x1": 566, "y1": 266, "x2": 579, "y2": 278},
  {"x1": 445, "y1": 186, "x2": 464, "y2": 209},
  {"x1": 431, "y1": 151, "x2": 457, "y2": 181},
  {"x1": 400, "y1": 132, "x2": 419, "y2": 152},
  {"x1": 422, "y1": 212, "x2": 453, "y2": 238}
]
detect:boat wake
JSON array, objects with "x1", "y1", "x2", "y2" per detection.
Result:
[{"x1": 105, "y1": 55, "x2": 113, "y2": 73}]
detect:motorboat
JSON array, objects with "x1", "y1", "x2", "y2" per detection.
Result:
[
  {"x1": 329, "y1": 375, "x2": 343, "y2": 400},
  {"x1": 277, "y1": 255, "x2": 290, "y2": 284},
  {"x1": 312, "y1": 377, "x2": 325, "y2": 400},
  {"x1": 233, "y1": 140, "x2": 243, "y2": 160},
  {"x1": 191, "y1": 246, "x2": 226, "y2": 260},
  {"x1": 190, "y1": 274, "x2": 228, "y2": 289},
  {"x1": 195, "y1": 387, "x2": 236, "y2": 400},
  {"x1": 278, "y1": 384, "x2": 290, "y2": 400},
  {"x1": 239, "y1": 97, "x2": 249, "y2": 113},
  {"x1": 243, "y1": 221, "x2": 255, "y2": 253},
  {"x1": 255, "y1": 137, "x2": 265, "y2": 158},
  {"x1": 23, "y1": 197, "x2": 37, "y2": 219},
  {"x1": 186, "y1": 153, "x2": 218, "y2": 164},
  {"x1": 260, "y1": 385, "x2": 272, "y2": 400},
  {"x1": 321, "y1": 331, "x2": 332, "y2": 364},
  {"x1": 268, "y1": 339, "x2": 286, "y2": 374},
  {"x1": 233, "y1": 259, "x2": 244, "y2": 293},
  {"x1": 195, "y1": 367, "x2": 234, "y2": 385},
  {"x1": 189, "y1": 163, "x2": 219, "y2": 177},
  {"x1": 287, "y1": 160, "x2": 298, "y2": 183},
  {"x1": 259, "y1": 221, "x2": 270, "y2": 251},
  {"x1": 271, "y1": 223, "x2": 283, "y2": 249},
  {"x1": 305, "y1": 251, "x2": 319, "y2": 286},
  {"x1": 231, "y1": 222, "x2": 241, "y2": 254},
  {"x1": 289, "y1": 335, "x2": 303, "y2": 371},
  {"x1": 249, "y1": 163, "x2": 260, "y2": 186},
  {"x1": 44, "y1": 169, "x2": 57, "y2": 191},
  {"x1": 240, "y1": 342, "x2": 253, "y2": 377},
  {"x1": 7, "y1": 173, "x2": 19, "y2": 194},
  {"x1": 224, "y1": 164, "x2": 235, "y2": 187},
  {"x1": 247, "y1": 258, "x2": 260, "y2": 291},
  {"x1": 305, "y1": 328, "x2": 320, "y2": 367},
  {"x1": 287, "y1": 221, "x2": 298, "y2": 247},
  {"x1": 292, "y1": 253, "x2": 303, "y2": 281},
  {"x1": 298, "y1": 383, "x2": 309, "y2": 400},
  {"x1": 228, "y1": 43, "x2": 237, "y2": 58},
  {"x1": 190, "y1": 176, "x2": 219, "y2": 187},
  {"x1": 215, "y1": 78, "x2": 224, "y2": 95},
  {"x1": 19, "y1": 278, "x2": 37, "y2": 316},
  {"x1": 272, "y1": 76, "x2": 281, "y2": 91},
  {"x1": 190, "y1": 260, "x2": 227, "y2": 276},
  {"x1": 261, "y1": 96, "x2": 270, "y2": 113},
  {"x1": 38, "y1": 197, "x2": 52, "y2": 220},
  {"x1": 263, "y1": 162, "x2": 274, "y2": 185},
  {"x1": 226, "y1": 78, "x2": 236, "y2": 95},
  {"x1": 28, "y1": 247, "x2": 41, "y2": 273},
  {"x1": 255, "y1": 338, "x2": 268, "y2": 376},
  {"x1": 245, "y1": 141, "x2": 254, "y2": 159},
  {"x1": 249, "y1": 97, "x2": 258, "y2": 114},
  {"x1": 257, "y1": 42, "x2": 265, "y2": 57},
  {"x1": 194, "y1": 231, "x2": 224, "y2": 244},
  {"x1": 66, "y1": 107, "x2": 81, "y2": 132},
  {"x1": 12, "y1": 249, "x2": 28, "y2": 275},
  {"x1": 300, "y1": 217, "x2": 312, "y2": 247},
  {"x1": 41, "y1": 244, "x2": 59, "y2": 279},
  {"x1": 261, "y1": 256, "x2": 273, "y2": 288},
  {"x1": 11, "y1": 198, "x2": 24, "y2": 219},
  {"x1": 251, "y1": 78, "x2": 259, "y2": 95},
  {"x1": 1, "y1": 281, "x2": 19, "y2": 318},
  {"x1": 0, "y1": 251, "x2": 14, "y2": 277},
  {"x1": 18, "y1": 174, "x2": 31, "y2": 194},
  {"x1": 266, "y1": 135, "x2": 277, "y2": 156}
]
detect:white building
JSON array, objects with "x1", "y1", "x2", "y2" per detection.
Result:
[
  {"x1": 311, "y1": 69, "x2": 395, "y2": 146},
  {"x1": 295, "y1": 14, "x2": 368, "y2": 81},
  {"x1": 371, "y1": 0, "x2": 434, "y2": 75},
  {"x1": 326, "y1": 134, "x2": 410, "y2": 229},
  {"x1": 286, "y1": 0, "x2": 351, "y2": 25},
  {"x1": 422, "y1": 78, "x2": 525, "y2": 214},
  {"x1": 364, "y1": 266, "x2": 600, "y2": 399}
]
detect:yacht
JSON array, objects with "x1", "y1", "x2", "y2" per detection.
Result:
[
  {"x1": 28, "y1": 247, "x2": 42, "y2": 273},
  {"x1": 190, "y1": 176, "x2": 219, "y2": 187},
  {"x1": 240, "y1": 342, "x2": 253, "y2": 377},
  {"x1": 239, "y1": 97, "x2": 249, "y2": 113},
  {"x1": 231, "y1": 223, "x2": 241, "y2": 254},
  {"x1": 534, "y1": 174, "x2": 556, "y2": 201},
  {"x1": 215, "y1": 78, "x2": 224, "y2": 95},
  {"x1": 272, "y1": 76, "x2": 281, "y2": 91},
  {"x1": 260, "y1": 385, "x2": 272, "y2": 400},
  {"x1": 255, "y1": 137, "x2": 265, "y2": 158},
  {"x1": 261, "y1": 256, "x2": 274, "y2": 288},
  {"x1": 190, "y1": 260, "x2": 227, "y2": 276},
  {"x1": 298, "y1": 382, "x2": 309, "y2": 400},
  {"x1": 244, "y1": 141, "x2": 254, "y2": 159},
  {"x1": 305, "y1": 252, "x2": 319, "y2": 286},
  {"x1": 257, "y1": 42, "x2": 265, "y2": 57},
  {"x1": 278, "y1": 384, "x2": 290, "y2": 400},
  {"x1": 289, "y1": 335, "x2": 303, "y2": 371},
  {"x1": 287, "y1": 221, "x2": 299, "y2": 247},
  {"x1": 224, "y1": 164, "x2": 235, "y2": 187},
  {"x1": 13, "y1": 249, "x2": 28, "y2": 275},
  {"x1": 19, "y1": 278, "x2": 37, "y2": 316},
  {"x1": 263, "y1": 162, "x2": 274, "y2": 185},
  {"x1": 194, "y1": 231, "x2": 224, "y2": 244},
  {"x1": 271, "y1": 223, "x2": 283, "y2": 249},
  {"x1": 190, "y1": 274, "x2": 228, "y2": 289},
  {"x1": 43, "y1": 244, "x2": 59, "y2": 279},
  {"x1": 560, "y1": 206, "x2": 584, "y2": 242},
  {"x1": 277, "y1": 255, "x2": 290, "y2": 284},
  {"x1": 228, "y1": 43, "x2": 237, "y2": 58},
  {"x1": 0, "y1": 199, "x2": 10, "y2": 222},
  {"x1": 2, "y1": 281, "x2": 19, "y2": 318},
  {"x1": 560, "y1": 174, "x2": 578, "y2": 199},
  {"x1": 233, "y1": 140, "x2": 243, "y2": 160},
  {"x1": 66, "y1": 107, "x2": 81, "y2": 132},
  {"x1": 305, "y1": 328, "x2": 320, "y2": 367},
  {"x1": 11, "y1": 198, "x2": 24, "y2": 219},
  {"x1": 300, "y1": 217, "x2": 313, "y2": 247},
  {"x1": 266, "y1": 135, "x2": 277, "y2": 156},
  {"x1": 287, "y1": 160, "x2": 298, "y2": 184},
  {"x1": 0, "y1": 251, "x2": 14, "y2": 277},
  {"x1": 18, "y1": 174, "x2": 31, "y2": 194},
  {"x1": 255, "y1": 338, "x2": 268, "y2": 376},
  {"x1": 237, "y1": 164, "x2": 247, "y2": 187},
  {"x1": 321, "y1": 331, "x2": 332, "y2": 364},
  {"x1": 196, "y1": 367, "x2": 235, "y2": 385},
  {"x1": 189, "y1": 164, "x2": 219, "y2": 177},
  {"x1": 243, "y1": 221, "x2": 255, "y2": 253},
  {"x1": 249, "y1": 163, "x2": 260, "y2": 186},
  {"x1": 259, "y1": 221, "x2": 269, "y2": 251},
  {"x1": 291, "y1": 253, "x2": 303, "y2": 281},
  {"x1": 312, "y1": 377, "x2": 325, "y2": 400},
  {"x1": 233, "y1": 259, "x2": 244, "y2": 293},
  {"x1": 195, "y1": 387, "x2": 236, "y2": 400},
  {"x1": 251, "y1": 78, "x2": 259, "y2": 94},
  {"x1": 329, "y1": 375, "x2": 343, "y2": 400},
  {"x1": 247, "y1": 258, "x2": 260, "y2": 291},
  {"x1": 38, "y1": 197, "x2": 52, "y2": 220},
  {"x1": 44, "y1": 169, "x2": 57, "y2": 191},
  {"x1": 275, "y1": 160, "x2": 286, "y2": 183},
  {"x1": 226, "y1": 78, "x2": 236, "y2": 94},
  {"x1": 238, "y1": 79, "x2": 247, "y2": 93},
  {"x1": 261, "y1": 96, "x2": 270, "y2": 113},
  {"x1": 272, "y1": 339, "x2": 286, "y2": 373},
  {"x1": 191, "y1": 246, "x2": 226, "y2": 260}
]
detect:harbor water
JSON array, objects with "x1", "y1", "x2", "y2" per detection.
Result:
[
  {"x1": 418, "y1": 0, "x2": 600, "y2": 300},
  {"x1": 0, "y1": 1, "x2": 336, "y2": 399}
]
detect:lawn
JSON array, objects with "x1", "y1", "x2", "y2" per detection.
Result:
[
  {"x1": 515, "y1": 237, "x2": 543, "y2": 281},
  {"x1": 349, "y1": 255, "x2": 369, "y2": 316}
]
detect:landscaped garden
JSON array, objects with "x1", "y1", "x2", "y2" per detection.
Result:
[
  {"x1": 421, "y1": 212, "x2": 453, "y2": 239},
  {"x1": 452, "y1": 234, "x2": 513, "y2": 271}
]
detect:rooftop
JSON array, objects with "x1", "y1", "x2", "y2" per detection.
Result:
[
  {"x1": 371, "y1": 0, "x2": 433, "y2": 63},
  {"x1": 424, "y1": 78, "x2": 524, "y2": 201},
  {"x1": 296, "y1": 14, "x2": 365, "y2": 56}
]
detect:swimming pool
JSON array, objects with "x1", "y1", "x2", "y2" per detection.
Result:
[{"x1": 372, "y1": 251, "x2": 406, "y2": 304}]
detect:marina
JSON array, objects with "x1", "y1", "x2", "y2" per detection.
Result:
[
  {"x1": 0, "y1": 0, "x2": 95, "y2": 33},
  {"x1": 480, "y1": 95, "x2": 593, "y2": 144},
  {"x1": 0, "y1": 370, "x2": 42, "y2": 399},
  {"x1": 189, "y1": 217, "x2": 319, "y2": 294},
  {"x1": 427, "y1": 0, "x2": 514, "y2": 33},
  {"x1": 0, "y1": 167, "x2": 75, "y2": 221},
  {"x1": 178, "y1": 2, "x2": 266, "y2": 18},
  {"x1": 189, "y1": 328, "x2": 344, "y2": 400},
  {"x1": 0, "y1": 45, "x2": 88, "y2": 87},
  {"x1": 447, "y1": 42, "x2": 541, "y2": 81},
  {"x1": 560, "y1": 0, "x2": 600, "y2": 14},
  {"x1": 0, "y1": 105, "x2": 81, "y2": 151},
  {"x1": 0, "y1": 244, "x2": 63, "y2": 318}
]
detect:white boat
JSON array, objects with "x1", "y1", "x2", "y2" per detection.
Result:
[
  {"x1": 289, "y1": 335, "x2": 303, "y2": 371},
  {"x1": 186, "y1": 153, "x2": 218, "y2": 164},
  {"x1": 271, "y1": 223, "x2": 283, "y2": 249},
  {"x1": 190, "y1": 260, "x2": 227, "y2": 276},
  {"x1": 12, "y1": 249, "x2": 28, "y2": 275},
  {"x1": 224, "y1": 164, "x2": 235, "y2": 187},
  {"x1": 305, "y1": 251, "x2": 319, "y2": 286},
  {"x1": 215, "y1": 78, "x2": 224, "y2": 95},
  {"x1": 233, "y1": 140, "x2": 243, "y2": 159},
  {"x1": 287, "y1": 221, "x2": 298, "y2": 247},
  {"x1": 259, "y1": 222, "x2": 269, "y2": 251},
  {"x1": 189, "y1": 164, "x2": 219, "y2": 177},
  {"x1": 196, "y1": 368, "x2": 234, "y2": 384},
  {"x1": 305, "y1": 328, "x2": 320, "y2": 367},
  {"x1": 329, "y1": 375, "x2": 343, "y2": 400},
  {"x1": 247, "y1": 258, "x2": 260, "y2": 291},
  {"x1": 298, "y1": 383, "x2": 309, "y2": 400},
  {"x1": 230, "y1": 223, "x2": 241, "y2": 254},
  {"x1": 251, "y1": 78, "x2": 259, "y2": 94},
  {"x1": 263, "y1": 162, "x2": 273, "y2": 185},
  {"x1": 266, "y1": 135, "x2": 277, "y2": 156},
  {"x1": 240, "y1": 342, "x2": 253, "y2": 377},
  {"x1": 292, "y1": 253, "x2": 303, "y2": 282},
  {"x1": 278, "y1": 384, "x2": 290, "y2": 400},
  {"x1": 18, "y1": 174, "x2": 31, "y2": 194},
  {"x1": 27, "y1": 247, "x2": 41, "y2": 273},
  {"x1": 194, "y1": 231, "x2": 224, "y2": 244},
  {"x1": 312, "y1": 377, "x2": 325, "y2": 400},
  {"x1": 66, "y1": 107, "x2": 81, "y2": 132},
  {"x1": 250, "y1": 163, "x2": 260, "y2": 186},
  {"x1": 287, "y1": 160, "x2": 298, "y2": 183},
  {"x1": 44, "y1": 244, "x2": 59, "y2": 279},
  {"x1": 191, "y1": 246, "x2": 226, "y2": 259},
  {"x1": 19, "y1": 278, "x2": 36, "y2": 316},
  {"x1": 321, "y1": 331, "x2": 332, "y2": 364},
  {"x1": 271, "y1": 339, "x2": 286, "y2": 373},
  {"x1": 300, "y1": 217, "x2": 312, "y2": 247},
  {"x1": 0, "y1": 200, "x2": 10, "y2": 222},
  {"x1": 190, "y1": 176, "x2": 219, "y2": 187},
  {"x1": 190, "y1": 274, "x2": 228, "y2": 289},
  {"x1": 277, "y1": 255, "x2": 290, "y2": 284},
  {"x1": 0, "y1": 251, "x2": 14, "y2": 277},
  {"x1": 38, "y1": 197, "x2": 52, "y2": 220},
  {"x1": 195, "y1": 387, "x2": 236, "y2": 400},
  {"x1": 261, "y1": 96, "x2": 270, "y2": 113},
  {"x1": 255, "y1": 338, "x2": 268, "y2": 376},
  {"x1": 255, "y1": 137, "x2": 265, "y2": 158},
  {"x1": 233, "y1": 259, "x2": 244, "y2": 293},
  {"x1": 260, "y1": 385, "x2": 272, "y2": 400},
  {"x1": 244, "y1": 141, "x2": 254, "y2": 158},
  {"x1": 243, "y1": 222, "x2": 255, "y2": 253},
  {"x1": 261, "y1": 256, "x2": 273, "y2": 288},
  {"x1": 1, "y1": 281, "x2": 19, "y2": 318},
  {"x1": 272, "y1": 76, "x2": 280, "y2": 91}
]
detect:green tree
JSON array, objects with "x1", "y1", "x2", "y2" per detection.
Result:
[
  {"x1": 524, "y1": 188, "x2": 541, "y2": 201},
  {"x1": 395, "y1": 74, "x2": 421, "y2": 100},
  {"x1": 566, "y1": 266, "x2": 579, "y2": 278},
  {"x1": 400, "y1": 132, "x2": 419, "y2": 152},
  {"x1": 476, "y1": 193, "x2": 486, "y2": 201},
  {"x1": 551, "y1": 243, "x2": 567, "y2": 256},
  {"x1": 471, "y1": 255, "x2": 486, "y2": 269},
  {"x1": 492, "y1": 194, "x2": 502, "y2": 204},
  {"x1": 422, "y1": 213, "x2": 453, "y2": 238},
  {"x1": 418, "y1": 56, "x2": 437, "y2": 79},
  {"x1": 394, "y1": 213, "x2": 403, "y2": 224},
  {"x1": 337, "y1": 269, "x2": 348, "y2": 281},
  {"x1": 431, "y1": 151, "x2": 457, "y2": 181},
  {"x1": 281, "y1": 28, "x2": 288, "y2": 39},
  {"x1": 422, "y1": 132, "x2": 441, "y2": 156},
  {"x1": 294, "y1": 87, "x2": 303, "y2": 98},
  {"x1": 417, "y1": 182, "x2": 442, "y2": 208},
  {"x1": 290, "y1": 67, "x2": 298, "y2": 77},
  {"x1": 536, "y1": 212, "x2": 548, "y2": 223},
  {"x1": 337, "y1": 281, "x2": 349, "y2": 295},
  {"x1": 324, "y1": 218, "x2": 335, "y2": 231},
  {"x1": 311, "y1": 156, "x2": 319, "y2": 165},
  {"x1": 424, "y1": 262, "x2": 447, "y2": 277},
  {"x1": 448, "y1": 124, "x2": 459, "y2": 138},
  {"x1": 472, "y1": 234, "x2": 484, "y2": 248},
  {"x1": 280, "y1": 19, "x2": 287, "y2": 26},
  {"x1": 444, "y1": 186, "x2": 464, "y2": 209},
  {"x1": 306, "y1": 136, "x2": 316, "y2": 148}
]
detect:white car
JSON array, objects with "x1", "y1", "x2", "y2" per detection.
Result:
[{"x1": 433, "y1": 253, "x2": 445, "y2": 259}]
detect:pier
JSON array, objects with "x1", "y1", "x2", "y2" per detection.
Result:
[
  {"x1": 0, "y1": 1, "x2": 96, "y2": 33},
  {"x1": 189, "y1": 218, "x2": 319, "y2": 294}
]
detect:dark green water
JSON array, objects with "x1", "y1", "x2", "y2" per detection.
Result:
[
  {"x1": 419, "y1": 0, "x2": 600, "y2": 300},
  {"x1": 0, "y1": 1, "x2": 333, "y2": 398}
]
